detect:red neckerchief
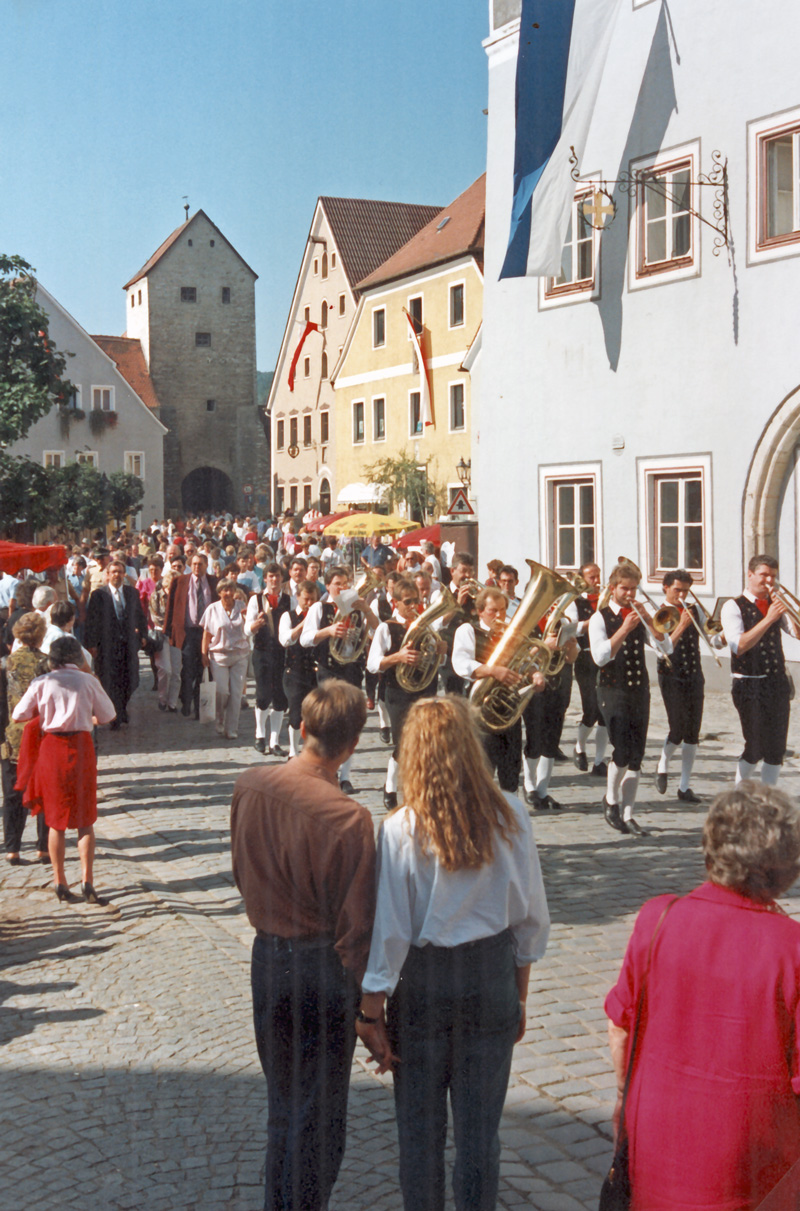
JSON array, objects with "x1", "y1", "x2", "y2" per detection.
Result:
[
  {"x1": 755, "y1": 597, "x2": 769, "y2": 618},
  {"x1": 620, "y1": 606, "x2": 633, "y2": 619},
  {"x1": 587, "y1": 593, "x2": 599, "y2": 611},
  {"x1": 267, "y1": 593, "x2": 279, "y2": 609}
]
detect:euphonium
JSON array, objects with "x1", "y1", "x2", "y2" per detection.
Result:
[
  {"x1": 539, "y1": 571, "x2": 589, "y2": 677},
  {"x1": 470, "y1": 560, "x2": 580, "y2": 733},
  {"x1": 329, "y1": 568, "x2": 381, "y2": 665},
  {"x1": 396, "y1": 585, "x2": 462, "y2": 693}
]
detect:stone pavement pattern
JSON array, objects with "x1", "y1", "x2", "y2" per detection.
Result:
[{"x1": 2, "y1": 666, "x2": 800, "y2": 1211}]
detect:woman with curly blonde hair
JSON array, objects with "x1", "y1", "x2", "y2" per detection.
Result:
[{"x1": 357, "y1": 695, "x2": 550, "y2": 1211}]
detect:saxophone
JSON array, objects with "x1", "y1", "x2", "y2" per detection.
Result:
[
  {"x1": 396, "y1": 585, "x2": 462, "y2": 693},
  {"x1": 470, "y1": 560, "x2": 580, "y2": 733}
]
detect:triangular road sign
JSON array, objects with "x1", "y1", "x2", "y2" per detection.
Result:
[{"x1": 447, "y1": 488, "x2": 474, "y2": 516}]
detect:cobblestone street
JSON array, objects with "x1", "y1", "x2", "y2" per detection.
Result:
[{"x1": 2, "y1": 665, "x2": 799, "y2": 1211}]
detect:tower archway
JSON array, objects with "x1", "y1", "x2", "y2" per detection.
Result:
[
  {"x1": 742, "y1": 383, "x2": 800, "y2": 565},
  {"x1": 181, "y1": 466, "x2": 234, "y2": 514}
]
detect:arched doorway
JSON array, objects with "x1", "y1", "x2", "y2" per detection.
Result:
[
  {"x1": 742, "y1": 383, "x2": 800, "y2": 564},
  {"x1": 181, "y1": 466, "x2": 234, "y2": 514},
  {"x1": 319, "y1": 477, "x2": 331, "y2": 515}
]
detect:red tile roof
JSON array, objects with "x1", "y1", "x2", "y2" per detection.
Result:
[
  {"x1": 356, "y1": 175, "x2": 485, "y2": 291},
  {"x1": 91, "y1": 335, "x2": 162, "y2": 411},
  {"x1": 123, "y1": 209, "x2": 257, "y2": 290},
  {"x1": 320, "y1": 197, "x2": 443, "y2": 296}
]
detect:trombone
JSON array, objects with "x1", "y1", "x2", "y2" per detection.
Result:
[
  {"x1": 770, "y1": 581, "x2": 800, "y2": 631},
  {"x1": 682, "y1": 587, "x2": 724, "y2": 666}
]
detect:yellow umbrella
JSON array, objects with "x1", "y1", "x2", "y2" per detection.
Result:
[{"x1": 323, "y1": 512, "x2": 421, "y2": 538}]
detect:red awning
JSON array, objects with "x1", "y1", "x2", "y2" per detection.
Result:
[
  {"x1": 393, "y1": 524, "x2": 441, "y2": 550},
  {"x1": 305, "y1": 511, "x2": 357, "y2": 534},
  {"x1": 0, "y1": 541, "x2": 68, "y2": 575}
]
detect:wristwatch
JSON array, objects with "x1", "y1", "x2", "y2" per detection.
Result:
[{"x1": 355, "y1": 1009, "x2": 379, "y2": 1024}]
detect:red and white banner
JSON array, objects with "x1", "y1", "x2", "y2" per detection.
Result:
[
  {"x1": 288, "y1": 320, "x2": 319, "y2": 392},
  {"x1": 405, "y1": 310, "x2": 433, "y2": 427}
]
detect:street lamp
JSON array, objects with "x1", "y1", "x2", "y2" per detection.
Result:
[{"x1": 456, "y1": 457, "x2": 471, "y2": 494}]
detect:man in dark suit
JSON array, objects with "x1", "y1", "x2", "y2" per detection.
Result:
[
  {"x1": 165, "y1": 552, "x2": 218, "y2": 718},
  {"x1": 84, "y1": 559, "x2": 147, "y2": 728}
]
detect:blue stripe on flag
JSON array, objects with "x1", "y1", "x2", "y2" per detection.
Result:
[{"x1": 500, "y1": 0, "x2": 576, "y2": 280}]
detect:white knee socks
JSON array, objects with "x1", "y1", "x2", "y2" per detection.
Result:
[
  {"x1": 288, "y1": 726, "x2": 302, "y2": 758},
  {"x1": 269, "y1": 710, "x2": 283, "y2": 748},
  {"x1": 338, "y1": 755, "x2": 353, "y2": 783},
  {"x1": 536, "y1": 757, "x2": 554, "y2": 799},
  {"x1": 736, "y1": 758, "x2": 757, "y2": 784},
  {"x1": 576, "y1": 723, "x2": 591, "y2": 754},
  {"x1": 594, "y1": 727, "x2": 609, "y2": 768},
  {"x1": 523, "y1": 757, "x2": 536, "y2": 794},
  {"x1": 658, "y1": 739, "x2": 678, "y2": 776},
  {"x1": 680, "y1": 744, "x2": 697, "y2": 793},
  {"x1": 620, "y1": 770, "x2": 640, "y2": 821},
  {"x1": 385, "y1": 756, "x2": 399, "y2": 794},
  {"x1": 255, "y1": 707, "x2": 268, "y2": 739},
  {"x1": 607, "y1": 761, "x2": 626, "y2": 806},
  {"x1": 377, "y1": 700, "x2": 390, "y2": 729},
  {"x1": 761, "y1": 762, "x2": 781, "y2": 787}
]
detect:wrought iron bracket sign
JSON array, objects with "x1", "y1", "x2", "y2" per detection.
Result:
[{"x1": 569, "y1": 147, "x2": 730, "y2": 255}]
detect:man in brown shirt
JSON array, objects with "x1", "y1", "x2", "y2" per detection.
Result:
[{"x1": 231, "y1": 680, "x2": 374, "y2": 1211}]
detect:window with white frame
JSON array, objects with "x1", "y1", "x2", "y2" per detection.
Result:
[
  {"x1": 92, "y1": 386, "x2": 114, "y2": 411},
  {"x1": 76, "y1": 451, "x2": 98, "y2": 468},
  {"x1": 633, "y1": 149, "x2": 696, "y2": 282},
  {"x1": 289, "y1": 417, "x2": 298, "y2": 448},
  {"x1": 43, "y1": 451, "x2": 64, "y2": 469},
  {"x1": 124, "y1": 452, "x2": 145, "y2": 478},
  {"x1": 449, "y1": 282, "x2": 465, "y2": 328},
  {"x1": 373, "y1": 397, "x2": 386, "y2": 441},
  {"x1": 551, "y1": 479, "x2": 597, "y2": 570},
  {"x1": 543, "y1": 186, "x2": 599, "y2": 303},
  {"x1": 303, "y1": 415, "x2": 312, "y2": 447},
  {"x1": 372, "y1": 307, "x2": 386, "y2": 348},
  {"x1": 276, "y1": 419, "x2": 285, "y2": 449},
  {"x1": 353, "y1": 400, "x2": 365, "y2": 444},
  {"x1": 637, "y1": 455, "x2": 711, "y2": 585},
  {"x1": 408, "y1": 295, "x2": 423, "y2": 337},
  {"x1": 409, "y1": 391, "x2": 422, "y2": 437},
  {"x1": 749, "y1": 109, "x2": 800, "y2": 260},
  {"x1": 449, "y1": 382, "x2": 465, "y2": 431}
]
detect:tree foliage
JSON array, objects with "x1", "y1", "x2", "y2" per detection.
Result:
[
  {"x1": 364, "y1": 453, "x2": 446, "y2": 521},
  {"x1": 0, "y1": 254, "x2": 74, "y2": 446},
  {"x1": 106, "y1": 471, "x2": 145, "y2": 527}
]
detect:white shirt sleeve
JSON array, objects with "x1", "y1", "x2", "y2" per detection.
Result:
[
  {"x1": 279, "y1": 611, "x2": 296, "y2": 648},
  {"x1": 588, "y1": 611, "x2": 612, "y2": 666},
  {"x1": 452, "y1": 621, "x2": 479, "y2": 680},
  {"x1": 721, "y1": 597, "x2": 745, "y2": 655},
  {"x1": 367, "y1": 623, "x2": 392, "y2": 675},
  {"x1": 300, "y1": 601, "x2": 325, "y2": 648},
  {"x1": 243, "y1": 593, "x2": 261, "y2": 638},
  {"x1": 565, "y1": 599, "x2": 590, "y2": 636}
]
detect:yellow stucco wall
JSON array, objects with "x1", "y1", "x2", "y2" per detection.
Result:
[{"x1": 333, "y1": 256, "x2": 481, "y2": 512}]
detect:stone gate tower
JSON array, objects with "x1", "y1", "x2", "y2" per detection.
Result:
[{"x1": 123, "y1": 209, "x2": 265, "y2": 515}]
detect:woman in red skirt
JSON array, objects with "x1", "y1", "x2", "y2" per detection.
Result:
[{"x1": 13, "y1": 636, "x2": 116, "y2": 903}]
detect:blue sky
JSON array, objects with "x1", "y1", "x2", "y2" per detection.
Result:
[{"x1": 2, "y1": 0, "x2": 489, "y2": 370}]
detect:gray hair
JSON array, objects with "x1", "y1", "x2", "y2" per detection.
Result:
[
  {"x1": 703, "y1": 782, "x2": 800, "y2": 902},
  {"x1": 32, "y1": 585, "x2": 56, "y2": 610}
]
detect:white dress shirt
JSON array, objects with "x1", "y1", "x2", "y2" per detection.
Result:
[
  {"x1": 366, "y1": 611, "x2": 406, "y2": 675},
  {"x1": 452, "y1": 619, "x2": 492, "y2": 682},
  {"x1": 300, "y1": 600, "x2": 330, "y2": 648},
  {"x1": 279, "y1": 609, "x2": 307, "y2": 648},
  {"x1": 361, "y1": 792, "x2": 550, "y2": 996},
  {"x1": 588, "y1": 600, "x2": 672, "y2": 666}
]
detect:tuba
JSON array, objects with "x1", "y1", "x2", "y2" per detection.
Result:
[
  {"x1": 470, "y1": 560, "x2": 580, "y2": 733},
  {"x1": 396, "y1": 585, "x2": 462, "y2": 693},
  {"x1": 329, "y1": 569, "x2": 381, "y2": 665},
  {"x1": 539, "y1": 571, "x2": 589, "y2": 677}
]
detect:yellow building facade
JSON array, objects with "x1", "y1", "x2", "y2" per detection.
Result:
[{"x1": 333, "y1": 176, "x2": 484, "y2": 518}]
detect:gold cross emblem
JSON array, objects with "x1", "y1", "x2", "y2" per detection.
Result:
[{"x1": 583, "y1": 190, "x2": 615, "y2": 229}]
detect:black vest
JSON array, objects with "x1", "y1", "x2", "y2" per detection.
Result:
[
  {"x1": 381, "y1": 620, "x2": 408, "y2": 691},
  {"x1": 597, "y1": 607, "x2": 648, "y2": 691},
  {"x1": 252, "y1": 592, "x2": 290, "y2": 654},
  {"x1": 658, "y1": 604, "x2": 703, "y2": 681},
  {"x1": 315, "y1": 600, "x2": 339, "y2": 672},
  {"x1": 284, "y1": 608, "x2": 317, "y2": 680},
  {"x1": 730, "y1": 596, "x2": 785, "y2": 678},
  {"x1": 575, "y1": 595, "x2": 597, "y2": 656}
]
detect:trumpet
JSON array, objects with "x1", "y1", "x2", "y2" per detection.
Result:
[{"x1": 770, "y1": 581, "x2": 800, "y2": 630}]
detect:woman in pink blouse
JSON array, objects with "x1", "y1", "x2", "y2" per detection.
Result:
[
  {"x1": 13, "y1": 636, "x2": 116, "y2": 903},
  {"x1": 606, "y1": 782, "x2": 800, "y2": 1210},
  {"x1": 200, "y1": 578, "x2": 250, "y2": 740}
]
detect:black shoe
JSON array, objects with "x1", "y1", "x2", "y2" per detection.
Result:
[
  {"x1": 626, "y1": 818, "x2": 649, "y2": 837},
  {"x1": 554, "y1": 747, "x2": 569, "y2": 764},
  {"x1": 656, "y1": 772, "x2": 668, "y2": 795},
  {"x1": 270, "y1": 745, "x2": 286, "y2": 757},
  {"x1": 167, "y1": 705, "x2": 178, "y2": 713},
  {"x1": 81, "y1": 883, "x2": 108, "y2": 905},
  {"x1": 39, "y1": 854, "x2": 51, "y2": 865},
  {"x1": 591, "y1": 762, "x2": 608, "y2": 777},
  {"x1": 181, "y1": 705, "x2": 191, "y2": 717},
  {"x1": 158, "y1": 702, "x2": 167, "y2": 712},
  {"x1": 339, "y1": 780, "x2": 355, "y2": 796},
  {"x1": 603, "y1": 797, "x2": 623, "y2": 832},
  {"x1": 6, "y1": 854, "x2": 21, "y2": 866},
  {"x1": 383, "y1": 790, "x2": 398, "y2": 810},
  {"x1": 55, "y1": 883, "x2": 80, "y2": 903},
  {"x1": 677, "y1": 788, "x2": 701, "y2": 803},
  {"x1": 253, "y1": 737, "x2": 267, "y2": 754},
  {"x1": 524, "y1": 789, "x2": 537, "y2": 807},
  {"x1": 573, "y1": 748, "x2": 588, "y2": 772},
  {"x1": 379, "y1": 727, "x2": 392, "y2": 745},
  {"x1": 541, "y1": 795, "x2": 562, "y2": 811}
]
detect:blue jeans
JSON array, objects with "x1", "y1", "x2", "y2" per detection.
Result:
[
  {"x1": 251, "y1": 935, "x2": 357, "y2": 1211},
  {"x1": 387, "y1": 930, "x2": 520, "y2": 1211}
]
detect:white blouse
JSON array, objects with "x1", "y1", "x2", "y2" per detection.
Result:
[{"x1": 200, "y1": 600, "x2": 249, "y2": 665}]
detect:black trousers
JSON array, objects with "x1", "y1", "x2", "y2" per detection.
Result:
[
  {"x1": 574, "y1": 653, "x2": 602, "y2": 728},
  {"x1": 316, "y1": 663, "x2": 363, "y2": 690},
  {"x1": 658, "y1": 673, "x2": 704, "y2": 746},
  {"x1": 283, "y1": 669, "x2": 317, "y2": 730},
  {"x1": 522, "y1": 686, "x2": 566, "y2": 760},
  {"x1": 385, "y1": 682, "x2": 431, "y2": 760},
  {"x1": 2, "y1": 759, "x2": 48, "y2": 853},
  {"x1": 481, "y1": 721, "x2": 522, "y2": 793},
  {"x1": 180, "y1": 627, "x2": 204, "y2": 712},
  {"x1": 253, "y1": 649, "x2": 288, "y2": 712},
  {"x1": 732, "y1": 676, "x2": 791, "y2": 766},
  {"x1": 597, "y1": 685, "x2": 650, "y2": 771}
]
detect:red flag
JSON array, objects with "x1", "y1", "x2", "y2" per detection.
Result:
[{"x1": 288, "y1": 321, "x2": 319, "y2": 392}]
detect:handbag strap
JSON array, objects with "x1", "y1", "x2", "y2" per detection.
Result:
[{"x1": 617, "y1": 895, "x2": 681, "y2": 1139}]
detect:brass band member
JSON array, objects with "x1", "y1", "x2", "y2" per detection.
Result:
[
  {"x1": 453, "y1": 587, "x2": 545, "y2": 793},
  {"x1": 430, "y1": 551, "x2": 478, "y2": 694},
  {"x1": 589, "y1": 565, "x2": 672, "y2": 836},
  {"x1": 278, "y1": 580, "x2": 319, "y2": 759},
  {"x1": 245, "y1": 562, "x2": 291, "y2": 756},
  {"x1": 521, "y1": 621, "x2": 579, "y2": 811},
  {"x1": 564, "y1": 563, "x2": 608, "y2": 776},
  {"x1": 721, "y1": 554, "x2": 800, "y2": 786},
  {"x1": 366, "y1": 578, "x2": 440, "y2": 809},
  {"x1": 655, "y1": 570, "x2": 706, "y2": 802}
]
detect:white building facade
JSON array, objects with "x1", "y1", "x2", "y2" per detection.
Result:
[{"x1": 480, "y1": 0, "x2": 800, "y2": 612}]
